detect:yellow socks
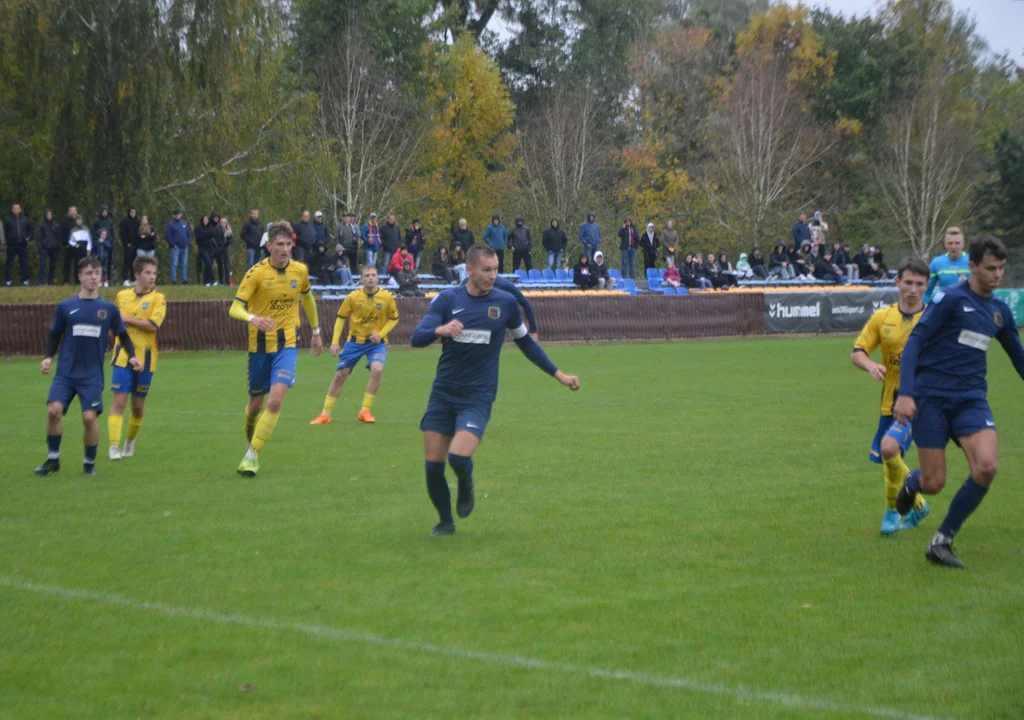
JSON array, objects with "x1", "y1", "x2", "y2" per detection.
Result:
[
  {"x1": 322, "y1": 394, "x2": 338, "y2": 417},
  {"x1": 245, "y1": 408, "x2": 262, "y2": 443},
  {"x1": 249, "y1": 410, "x2": 279, "y2": 454},
  {"x1": 126, "y1": 414, "x2": 143, "y2": 441},
  {"x1": 362, "y1": 393, "x2": 376, "y2": 411},
  {"x1": 107, "y1": 414, "x2": 123, "y2": 447},
  {"x1": 883, "y1": 455, "x2": 926, "y2": 511}
]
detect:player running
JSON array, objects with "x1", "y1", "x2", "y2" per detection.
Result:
[
  {"x1": 851, "y1": 257, "x2": 930, "y2": 535},
  {"x1": 894, "y1": 236, "x2": 1024, "y2": 568},
  {"x1": 310, "y1": 265, "x2": 398, "y2": 425},
  {"x1": 35, "y1": 257, "x2": 140, "y2": 476},
  {"x1": 230, "y1": 221, "x2": 323, "y2": 476},
  {"x1": 464, "y1": 274, "x2": 539, "y2": 340},
  {"x1": 923, "y1": 227, "x2": 969, "y2": 304},
  {"x1": 411, "y1": 246, "x2": 580, "y2": 536},
  {"x1": 107, "y1": 256, "x2": 166, "y2": 460}
]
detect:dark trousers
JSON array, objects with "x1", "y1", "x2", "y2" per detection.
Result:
[
  {"x1": 494, "y1": 249, "x2": 505, "y2": 272},
  {"x1": 512, "y1": 249, "x2": 532, "y2": 271},
  {"x1": 5, "y1": 246, "x2": 29, "y2": 284},
  {"x1": 293, "y1": 245, "x2": 309, "y2": 263},
  {"x1": 643, "y1": 252, "x2": 657, "y2": 273},
  {"x1": 199, "y1": 249, "x2": 216, "y2": 284},
  {"x1": 215, "y1": 246, "x2": 231, "y2": 284},
  {"x1": 62, "y1": 247, "x2": 75, "y2": 283},
  {"x1": 345, "y1": 249, "x2": 359, "y2": 272},
  {"x1": 121, "y1": 243, "x2": 134, "y2": 281},
  {"x1": 39, "y1": 247, "x2": 60, "y2": 284}
]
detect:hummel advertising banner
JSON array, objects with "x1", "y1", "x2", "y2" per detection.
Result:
[{"x1": 763, "y1": 290, "x2": 900, "y2": 334}]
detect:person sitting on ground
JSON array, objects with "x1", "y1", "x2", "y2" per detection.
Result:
[
  {"x1": 331, "y1": 247, "x2": 353, "y2": 285},
  {"x1": 388, "y1": 245, "x2": 413, "y2": 279},
  {"x1": 770, "y1": 241, "x2": 794, "y2": 280},
  {"x1": 662, "y1": 256, "x2": 683, "y2": 289},
  {"x1": 592, "y1": 251, "x2": 616, "y2": 290},
  {"x1": 573, "y1": 253, "x2": 599, "y2": 289},
  {"x1": 431, "y1": 245, "x2": 455, "y2": 284},
  {"x1": 396, "y1": 258, "x2": 424, "y2": 297}
]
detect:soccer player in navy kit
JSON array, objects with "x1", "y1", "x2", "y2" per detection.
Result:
[
  {"x1": 412, "y1": 246, "x2": 580, "y2": 536},
  {"x1": 35, "y1": 257, "x2": 141, "y2": 476},
  {"x1": 464, "y1": 274, "x2": 539, "y2": 339},
  {"x1": 894, "y1": 236, "x2": 1024, "y2": 568}
]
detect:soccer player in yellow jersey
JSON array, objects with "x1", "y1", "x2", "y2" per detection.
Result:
[
  {"x1": 851, "y1": 257, "x2": 930, "y2": 535},
  {"x1": 310, "y1": 265, "x2": 399, "y2": 425},
  {"x1": 229, "y1": 222, "x2": 323, "y2": 476},
  {"x1": 108, "y1": 256, "x2": 166, "y2": 460}
]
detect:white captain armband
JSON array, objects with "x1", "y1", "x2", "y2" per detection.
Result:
[{"x1": 509, "y1": 323, "x2": 528, "y2": 340}]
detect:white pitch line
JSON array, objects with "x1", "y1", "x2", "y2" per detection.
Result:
[{"x1": 0, "y1": 577, "x2": 955, "y2": 720}]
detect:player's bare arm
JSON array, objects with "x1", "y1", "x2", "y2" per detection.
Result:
[{"x1": 851, "y1": 350, "x2": 887, "y2": 383}]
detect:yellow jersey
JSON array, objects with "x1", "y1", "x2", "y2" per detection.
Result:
[
  {"x1": 112, "y1": 288, "x2": 167, "y2": 371},
  {"x1": 337, "y1": 288, "x2": 399, "y2": 343},
  {"x1": 853, "y1": 303, "x2": 924, "y2": 415},
  {"x1": 235, "y1": 259, "x2": 311, "y2": 353}
]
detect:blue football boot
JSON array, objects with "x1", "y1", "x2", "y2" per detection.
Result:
[
  {"x1": 899, "y1": 502, "x2": 930, "y2": 530},
  {"x1": 880, "y1": 509, "x2": 901, "y2": 536}
]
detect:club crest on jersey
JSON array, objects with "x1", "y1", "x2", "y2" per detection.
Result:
[
  {"x1": 994, "y1": 311, "x2": 1003, "y2": 328},
  {"x1": 291, "y1": 279, "x2": 298, "y2": 288},
  {"x1": 142, "y1": 302, "x2": 149, "y2": 310},
  {"x1": 376, "y1": 303, "x2": 382, "y2": 310},
  {"x1": 488, "y1": 306, "x2": 501, "y2": 320},
  {"x1": 97, "y1": 309, "x2": 107, "y2": 319}
]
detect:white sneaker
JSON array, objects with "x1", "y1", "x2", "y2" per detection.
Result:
[
  {"x1": 108, "y1": 445, "x2": 122, "y2": 461},
  {"x1": 212, "y1": 282, "x2": 219, "y2": 286},
  {"x1": 121, "y1": 439, "x2": 135, "y2": 458},
  {"x1": 123, "y1": 280, "x2": 132, "y2": 287}
]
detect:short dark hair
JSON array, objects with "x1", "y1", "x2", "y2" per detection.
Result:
[
  {"x1": 896, "y1": 256, "x2": 929, "y2": 280},
  {"x1": 78, "y1": 256, "x2": 102, "y2": 272},
  {"x1": 968, "y1": 235, "x2": 1008, "y2": 264},
  {"x1": 266, "y1": 220, "x2": 294, "y2": 244},
  {"x1": 132, "y1": 255, "x2": 157, "y2": 277},
  {"x1": 466, "y1": 245, "x2": 497, "y2": 267}
]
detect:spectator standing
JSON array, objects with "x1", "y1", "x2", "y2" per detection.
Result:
[
  {"x1": 5, "y1": 203, "x2": 34, "y2": 286},
  {"x1": 592, "y1": 251, "x2": 616, "y2": 290},
  {"x1": 483, "y1": 214, "x2": 508, "y2": 271},
  {"x1": 165, "y1": 209, "x2": 191, "y2": 285},
  {"x1": 579, "y1": 211, "x2": 601, "y2": 260},
  {"x1": 119, "y1": 208, "x2": 140, "y2": 286},
  {"x1": 69, "y1": 215, "x2": 92, "y2": 262},
  {"x1": 640, "y1": 222, "x2": 660, "y2": 273},
  {"x1": 335, "y1": 211, "x2": 360, "y2": 270},
  {"x1": 195, "y1": 215, "x2": 217, "y2": 286},
  {"x1": 293, "y1": 210, "x2": 316, "y2": 263},
  {"x1": 136, "y1": 216, "x2": 157, "y2": 258},
  {"x1": 450, "y1": 243, "x2": 468, "y2": 283},
  {"x1": 617, "y1": 216, "x2": 639, "y2": 280},
  {"x1": 809, "y1": 211, "x2": 828, "y2": 245},
  {"x1": 396, "y1": 258, "x2": 424, "y2": 297},
  {"x1": 37, "y1": 209, "x2": 61, "y2": 285},
  {"x1": 661, "y1": 220, "x2": 679, "y2": 264},
  {"x1": 451, "y1": 218, "x2": 474, "y2": 253},
  {"x1": 218, "y1": 217, "x2": 234, "y2": 285},
  {"x1": 312, "y1": 211, "x2": 330, "y2": 249},
  {"x1": 431, "y1": 245, "x2": 455, "y2": 283},
  {"x1": 509, "y1": 215, "x2": 533, "y2": 271},
  {"x1": 542, "y1": 218, "x2": 568, "y2": 271},
  {"x1": 361, "y1": 212, "x2": 382, "y2": 268},
  {"x1": 405, "y1": 218, "x2": 425, "y2": 270},
  {"x1": 663, "y1": 256, "x2": 682, "y2": 289},
  {"x1": 380, "y1": 212, "x2": 403, "y2": 270},
  {"x1": 749, "y1": 246, "x2": 769, "y2": 279},
  {"x1": 791, "y1": 212, "x2": 811, "y2": 247},
  {"x1": 241, "y1": 208, "x2": 264, "y2": 270},
  {"x1": 91, "y1": 205, "x2": 115, "y2": 286},
  {"x1": 573, "y1": 253, "x2": 598, "y2": 289},
  {"x1": 207, "y1": 211, "x2": 225, "y2": 283},
  {"x1": 60, "y1": 206, "x2": 78, "y2": 284}
]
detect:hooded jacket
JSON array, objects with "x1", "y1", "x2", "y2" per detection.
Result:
[
  {"x1": 381, "y1": 220, "x2": 403, "y2": 253},
  {"x1": 542, "y1": 221, "x2": 568, "y2": 252},
  {"x1": 120, "y1": 213, "x2": 140, "y2": 249},
  {"x1": 573, "y1": 257, "x2": 597, "y2": 288},
  {"x1": 388, "y1": 249, "x2": 413, "y2": 274},
  {"x1": 639, "y1": 224, "x2": 659, "y2": 259},
  {"x1": 405, "y1": 224, "x2": 425, "y2": 256},
  {"x1": 242, "y1": 217, "x2": 265, "y2": 250},
  {"x1": 770, "y1": 243, "x2": 788, "y2": 269},
  {"x1": 509, "y1": 217, "x2": 532, "y2": 252},
  {"x1": 91, "y1": 210, "x2": 114, "y2": 249},
  {"x1": 578, "y1": 214, "x2": 601, "y2": 248},
  {"x1": 431, "y1": 248, "x2": 452, "y2": 277},
  {"x1": 38, "y1": 213, "x2": 61, "y2": 250},
  {"x1": 483, "y1": 218, "x2": 508, "y2": 251}
]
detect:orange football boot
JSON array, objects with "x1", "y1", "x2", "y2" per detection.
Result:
[
  {"x1": 309, "y1": 413, "x2": 332, "y2": 425},
  {"x1": 357, "y1": 408, "x2": 376, "y2": 424}
]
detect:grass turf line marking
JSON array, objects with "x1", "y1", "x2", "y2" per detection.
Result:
[{"x1": 0, "y1": 577, "x2": 954, "y2": 720}]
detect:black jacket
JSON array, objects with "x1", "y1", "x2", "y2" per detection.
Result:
[
  {"x1": 120, "y1": 214, "x2": 140, "y2": 249},
  {"x1": 195, "y1": 222, "x2": 219, "y2": 252},
  {"x1": 3, "y1": 213, "x2": 33, "y2": 246},
  {"x1": 509, "y1": 223, "x2": 533, "y2": 252},
  {"x1": 749, "y1": 251, "x2": 766, "y2": 270},
  {"x1": 450, "y1": 227, "x2": 475, "y2": 251},
  {"x1": 241, "y1": 218, "x2": 264, "y2": 250},
  {"x1": 431, "y1": 249, "x2": 451, "y2": 277},
  {"x1": 307, "y1": 246, "x2": 333, "y2": 279},
  {"x1": 769, "y1": 245, "x2": 788, "y2": 269},
  {"x1": 38, "y1": 219, "x2": 61, "y2": 250},
  {"x1": 542, "y1": 224, "x2": 568, "y2": 252},
  {"x1": 91, "y1": 213, "x2": 114, "y2": 247},
  {"x1": 60, "y1": 216, "x2": 77, "y2": 248},
  {"x1": 136, "y1": 229, "x2": 157, "y2": 252},
  {"x1": 381, "y1": 221, "x2": 403, "y2": 253},
  {"x1": 618, "y1": 224, "x2": 639, "y2": 251},
  {"x1": 814, "y1": 257, "x2": 837, "y2": 280},
  {"x1": 639, "y1": 231, "x2": 659, "y2": 259},
  {"x1": 573, "y1": 259, "x2": 597, "y2": 288},
  {"x1": 293, "y1": 220, "x2": 317, "y2": 250}
]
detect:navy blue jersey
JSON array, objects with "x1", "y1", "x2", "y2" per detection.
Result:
[
  {"x1": 412, "y1": 286, "x2": 530, "y2": 404},
  {"x1": 899, "y1": 282, "x2": 1024, "y2": 400},
  {"x1": 50, "y1": 296, "x2": 125, "y2": 382},
  {"x1": 462, "y1": 275, "x2": 537, "y2": 333}
]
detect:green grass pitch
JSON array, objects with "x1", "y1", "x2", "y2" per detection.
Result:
[{"x1": 1, "y1": 338, "x2": 1022, "y2": 719}]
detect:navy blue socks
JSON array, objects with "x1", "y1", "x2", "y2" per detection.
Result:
[
  {"x1": 46, "y1": 434, "x2": 61, "y2": 459},
  {"x1": 425, "y1": 461, "x2": 452, "y2": 523},
  {"x1": 448, "y1": 453, "x2": 473, "y2": 490},
  {"x1": 939, "y1": 476, "x2": 989, "y2": 538}
]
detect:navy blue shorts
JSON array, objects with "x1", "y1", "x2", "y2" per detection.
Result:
[
  {"x1": 913, "y1": 396, "x2": 996, "y2": 449},
  {"x1": 869, "y1": 415, "x2": 913, "y2": 464},
  {"x1": 47, "y1": 375, "x2": 104, "y2": 415},
  {"x1": 420, "y1": 394, "x2": 492, "y2": 440}
]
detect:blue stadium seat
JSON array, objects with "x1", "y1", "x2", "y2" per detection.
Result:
[
  {"x1": 555, "y1": 269, "x2": 568, "y2": 281},
  {"x1": 646, "y1": 268, "x2": 660, "y2": 283},
  {"x1": 676, "y1": 287, "x2": 689, "y2": 295},
  {"x1": 609, "y1": 269, "x2": 622, "y2": 281},
  {"x1": 515, "y1": 269, "x2": 529, "y2": 283},
  {"x1": 658, "y1": 268, "x2": 666, "y2": 278},
  {"x1": 541, "y1": 269, "x2": 556, "y2": 281},
  {"x1": 528, "y1": 269, "x2": 543, "y2": 282},
  {"x1": 621, "y1": 278, "x2": 636, "y2": 291},
  {"x1": 648, "y1": 277, "x2": 661, "y2": 290},
  {"x1": 662, "y1": 287, "x2": 676, "y2": 295}
]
